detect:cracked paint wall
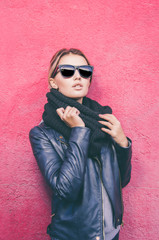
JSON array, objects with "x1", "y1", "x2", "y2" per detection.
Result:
[{"x1": 0, "y1": 1, "x2": 159, "y2": 239}]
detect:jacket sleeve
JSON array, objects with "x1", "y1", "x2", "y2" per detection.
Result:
[
  {"x1": 114, "y1": 138, "x2": 132, "y2": 188},
  {"x1": 29, "y1": 126, "x2": 91, "y2": 201}
]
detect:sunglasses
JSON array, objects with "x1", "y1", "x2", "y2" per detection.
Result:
[{"x1": 51, "y1": 64, "x2": 94, "y2": 79}]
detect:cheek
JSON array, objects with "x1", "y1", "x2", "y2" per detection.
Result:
[
  {"x1": 86, "y1": 80, "x2": 91, "y2": 89},
  {"x1": 83, "y1": 83, "x2": 90, "y2": 94},
  {"x1": 56, "y1": 79, "x2": 68, "y2": 89}
]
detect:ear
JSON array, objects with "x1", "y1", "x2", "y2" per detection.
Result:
[{"x1": 49, "y1": 78, "x2": 59, "y2": 89}]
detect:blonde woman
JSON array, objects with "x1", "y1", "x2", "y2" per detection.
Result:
[{"x1": 29, "y1": 48, "x2": 132, "y2": 240}]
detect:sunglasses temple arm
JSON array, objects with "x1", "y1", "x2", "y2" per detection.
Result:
[{"x1": 51, "y1": 66, "x2": 59, "y2": 78}]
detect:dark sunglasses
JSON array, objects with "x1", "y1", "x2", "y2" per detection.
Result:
[{"x1": 51, "y1": 64, "x2": 94, "y2": 79}]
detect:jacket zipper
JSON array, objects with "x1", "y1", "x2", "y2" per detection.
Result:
[
  {"x1": 94, "y1": 157, "x2": 105, "y2": 240},
  {"x1": 112, "y1": 144, "x2": 124, "y2": 227},
  {"x1": 118, "y1": 170, "x2": 124, "y2": 227}
]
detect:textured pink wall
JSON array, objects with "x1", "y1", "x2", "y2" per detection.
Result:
[{"x1": 0, "y1": 1, "x2": 159, "y2": 239}]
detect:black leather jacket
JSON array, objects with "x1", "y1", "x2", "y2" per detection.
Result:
[{"x1": 29, "y1": 122, "x2": 132, "y2": 240}]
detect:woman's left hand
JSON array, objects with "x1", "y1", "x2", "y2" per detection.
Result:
[{"x1": 98, "y1": 114, "x2": 128, "y2": 147}]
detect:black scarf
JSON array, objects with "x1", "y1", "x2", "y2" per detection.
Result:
[{"x1": 42, "y1": 88, "x2": 112, "y2": 157}]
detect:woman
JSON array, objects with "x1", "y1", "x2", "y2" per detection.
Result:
[{"x1": 29, "y1": 48, "x2": 132, "y2": 240}]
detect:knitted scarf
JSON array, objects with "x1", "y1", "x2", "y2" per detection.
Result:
[{"x1": 42, "y1": 88, "x2": 112, "y2": 157}]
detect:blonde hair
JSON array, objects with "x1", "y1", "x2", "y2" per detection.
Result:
[{"x1": 48, "y1": 48, "x2": 92, "y2": 87}]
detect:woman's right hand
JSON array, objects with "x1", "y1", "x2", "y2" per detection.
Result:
[{"x1": 56, "y1": 106, "x2": 85, "y2": 128}]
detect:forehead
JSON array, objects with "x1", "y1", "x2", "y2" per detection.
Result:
[{"x1": 58, "y1": 53, "x2": 88, "y2": 66}]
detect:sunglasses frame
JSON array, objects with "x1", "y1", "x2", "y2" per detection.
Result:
[{"x1": 51, "y1": 64, "x2": 94, "y2": 79}]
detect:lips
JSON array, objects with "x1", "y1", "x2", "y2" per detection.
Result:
[{"x1": 72, "y1": 83, "x2": 83, "y2": 89}]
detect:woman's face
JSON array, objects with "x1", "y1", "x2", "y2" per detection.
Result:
[{"x1": 49, "y1": 54, "x2": 91, "y2": 104}]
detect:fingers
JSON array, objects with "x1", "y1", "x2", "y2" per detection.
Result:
[
  {"x1": 62, "y1": 106, "x2": 72, "y2": 119},
  {"x1": 56, "y1": 107, "x2": 65, "y2": 119},
  {"x1": 56, "y1": 106, "x2": 80, "y2": 120},
  {"x1": 56, "y1": 106, "x2": 84, "y2": 128},
  {"x1": 63, "y1": 106, "x2": 79, "y2": 119},
  {"x1": 69, "y1": 107, "x2": 80, "y2": 116},
  {"x1": 98, "y1": 113, "x2": 128, "y2": 147},
  {"x1": 98, "y1": 120, "x2": 113, "y2": 130},
  {"x1": 99, "y1": 114, "x2": 118, "y2": 125},
  {"x1": 101, "y1": 127, "x2": 112, "y2": 135},
  {"x1": 98, "y1": 114, "x2": 120, "y2": 137}
]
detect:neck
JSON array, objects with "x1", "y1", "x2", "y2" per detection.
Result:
[{"x1": 74, "y1": 97, "x2": 83, "y2": 104}]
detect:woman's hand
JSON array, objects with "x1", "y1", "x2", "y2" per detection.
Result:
[
  {"x1": 98, "y1": 114, "x2": 128, "y2": 147},
  {"x1": 56, "y1": 106, "x2": 85, "y2": 128}
]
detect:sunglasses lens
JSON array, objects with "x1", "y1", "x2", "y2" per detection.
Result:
[
  {"x1": 79, "y1": 66, "x2": 93, "y2": 78},
  {"x1": 58, "y1": 65, "x2": 93, "y2": 78},
  {"x1": 60, "y1": 66, "x2": 74, "y2": 78}
]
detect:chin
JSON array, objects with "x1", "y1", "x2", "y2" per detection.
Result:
[
  {"x1": 69, "y1": 95, "x2": 84, "y2": 103},
  {"x1": 62, "y1": 90, "x2": 88, "y2": 102}
]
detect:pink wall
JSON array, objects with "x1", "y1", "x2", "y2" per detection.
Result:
[{"x1": 1, "y1": 0, "x2": 159, "y2": 239}]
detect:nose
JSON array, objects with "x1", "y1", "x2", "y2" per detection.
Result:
[{"x1": 74, "y1": 69, "x2": 81, "y2": 79}]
